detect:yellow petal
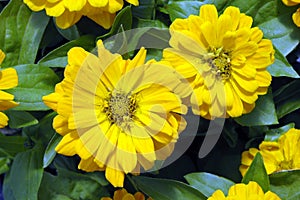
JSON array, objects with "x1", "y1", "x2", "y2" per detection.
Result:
[
  {"x1": 45, "y1": 2, "x2": 65, "y2": 17},
  {"x1": 55, "y1": 131, "x2": 78, "y2": 156},
  {"x1": 0, "y1": 68, "x2": 18, "y2": 89},
  {"x1": 0, "y1": 49, "x2": 5, "y2": 64},
  {"x1": 199, "y1": 4, "x2": 218, "y2": 25},
  {"x1": 293, "y1": 8, "x2": 300, "y2": 27},
  {"x1": 238, "y1": 14, "x2": 253, "y2": 29},
  {"x1": 88, "y1": 0, "x2": 108, "y2": 7},
  {"x1": 106, "y1": 0, "x2": 123, "y2": 13},
  {"x1": 23, "y1": 0, "x2": 46, "y2": 11},
  {"x1": 116, "y1": 131, "x2": 137, "y2": 173},
  {"x1": 42, "y1": 92, "x2": 60, "y2": 111},
  {"x1": 0, "y1": 91, "x2": 14, "y2": 101},
  {"x1": 78, "y1": 156, "x2": 102, "y2": 172},
  {"x1": 0, "y1": 100, "x2": 18, "y2": 110},
  {"x1": 207, "y1": 190, "x2": 226, "y2": 200},
  {"x1": 0, "y1": 112, "x2": 8, "y2": 128},
  {"x1": 125, "y1": 0, "x2": 139, "y2": 6},
  {"x1": 88, "y1": 12, "x2": 115, "y2": 29},
  {"x1": 223, "y1": 6, "x2": 241, "y2": 31},
  {"x1": 55, "y1": 10, "x2": 82, "y2": 29},
  {"x1": 105, "y1": 167, "x2": 125, "y2": 187},
  {"x1": 63, "y1": 0, "x2": 86, "y2": 11}
]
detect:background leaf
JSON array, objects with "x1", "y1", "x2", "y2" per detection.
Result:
[
  {"x1": 273, "y1": 80, "x2": 300, "y2": 119},
  {"x1": 235, "y1": 89, "x2": 278, "y2": 126},
  {"x1": 0, "y1": 0, "x2": 49, "y2": 67},
  {"x1": 270, "y1": 170, "x2": 300, "y2": 200},
  {"x1": 7, "y1": 64, "x2": 59, "y2": 111},
  {"x1": 4, "y1": 110, "x2": 38, "y2": 128},
  {"x1": 3, "y1": 145, "x2": 44, "y2": 200},
  {"x1": 264, "y1": 123, "x2": 294, "y2": 142},
  {"x1": 242, "y1": 153, "x2": 270, "y2": 192},
  {"x1": 38, "y1": 35, "x2": 96, "y2": 68},
  {"x1": 38, "y1": 168, "x2": 109, "y2": 200},
  {"x1": 184, "y1": 172, "x2": 235, "y2": 197},
  {"x1": 133, "y1": 176, "x2": 206, "y2": 200}
]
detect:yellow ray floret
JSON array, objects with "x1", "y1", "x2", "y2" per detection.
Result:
[
  {"x1": 43, "y1": 40, "x2": 190, "y2": 187},
  {"x1": 162, "y1": 4, "x2": 275, "y2": 119}
]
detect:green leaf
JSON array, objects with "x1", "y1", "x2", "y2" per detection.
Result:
[
  {"x1": 0, "y1": 134, "x2": 26, "y2": 157},
  {"x1": 270, "y1": 170, "x2": 300, "y2": 199},
  {"x1": 268, "y1": 47, "x2": 299, "y2": 78},
  {"x1": 235, "y1": 89, "x2": 278, "y2": 126},
  {"x1": 273, "y1": 80, "x2": 300, "y2": 119},
  {"x1": 0, "y1": 0, "x2": 49, "y2": 67},
  {"x1": 132, "y1": 0, "x2": 155, "y2": 19},
  {"x1": 242, "y1": 153, "x2": 270, "y2": 192},
  {"x1": 184, "y1": 172, "x2": 235, "y2": 197},
  {"x1": 264, "y1": 123, "x2": 294, "y2": 142},
  {"x1": 43, "y1": 133, "x2": 62, "y2": 168},
  {"x1": 0, "y1": 157, "x2": 10, "y2": 174},
  {"x1": 166, "y1": 0, "x2": 204, "y2": 21},
  {"x1": 133, "y1": 176, "x2": 206, "y2": 200},
  {"x1": 38, "y1": 35, "x2": 96, "y2": 68},
  {"x1": 4, "y1": 110, "x2": 38, "y2": 128},
  {"x1": 134, "y1": 18, "x2": 167, "y2": 28},
  {"x1": 6, "y1": 64, "x2": 59, "y2": 111},
  {"x1": 3, "y1": 145, "x2": 44, "y2": 200},
  {"x1": 98, "y1": 6, "x2": 132, "y2": 39},
  {"x1": 38, "y1": 168, "x2": 109, "y2": 200},
  {"x1": 55, "y1": 23, "x2": 80, "y2": 41}
]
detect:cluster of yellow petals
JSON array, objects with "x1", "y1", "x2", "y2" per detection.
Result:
[
  {"x1": 101, "y1": 189, "x2": 152, "y2": 200},
  {"x1": 43, "y1": 40, "x2": 188, "y2": 187},
  {"x1": 23, "y1": 0, "x2": 138, "y2": 29},
  {"x1": 0, "y1": 50, "x2": 18, "y2": 128},
  {"x1": 240, "y1": 128, "x2": 300, "y2": 176},
  {"x1": 282, "y1": 0, "x2": 300, "y2": 27},
  {"x1": 163, "y1": 4, "x2": 274, "y2": 119},
  {"x1": 208, "y1": 181, "x2": 280, "y2": 200}
]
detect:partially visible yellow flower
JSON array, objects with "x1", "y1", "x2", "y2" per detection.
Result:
[
  {"x1": 208, "y1": 181, "x2": 281, "y2": 200},
  {"x1": 163, "y1": 4, "x2": 274, "y2": 119},
  {"x1": 0, "y1": 50, "x2": 18, "y2": 128},
  {"x1": 240, "y1": 128, "x2": 300, "y2": 176},
  {"x1": 23, "y1": 0, "x2": 139, "y2": 29},
  {"x1": 43, "y1": 40, "x2": 188, "y2": 187},
  {"x1": 282, "y1": 0, "x2": 300, "y2": 27},
  {"x1": 101, "y1": 188, "x2": 152, "y2": 200}
]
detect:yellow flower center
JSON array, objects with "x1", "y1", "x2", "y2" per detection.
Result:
[
  {"x1": 278, "y1": 160, "x2": 294, "y2": 170},
  {"x1": 207, "y1": 47, "x2": 232, "y2": 80},
  {"x1": 106, "y1": 91, "x2": 137, "y2": 126}
]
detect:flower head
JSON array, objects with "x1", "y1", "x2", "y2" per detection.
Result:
[
  {"x1": 101, "y1": 188, "x2": 152, "y2": 200},
  {"x1": 23, "y1": 0, "x2": 139, "y2": 29},
  {"x1": 162, "y1": 4, "x2": 274, "y2": 119},
  {"x1": 282, "y1": 0, "x2": 300, "y2": 27},
  {"x1": 0, "y1": 50, "x2": 18, "y2": 128},
  {"x1": 240, "y1": 128, "x2": 300, "y2": 176},
  {"x1": 208, "y1": 181, "x2": 280, "y2": 200},
  {"x1": 43, "y1": 40, "x2": 188, "y2": 187}
]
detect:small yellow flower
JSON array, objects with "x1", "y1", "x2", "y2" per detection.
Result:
[
  {"x1": 43, "y1": 40, "x2": 188, "y2": 187},
  {"x1": 208, "y1": 181, "x2": 281, "y2": 200},
  {"x1": 0, "y1": 50, "x2": 18, "y2": 128},
  {"x1": 162, "y1": 4, "x2": 274, "y2": 119},
  {"x1": 101, "y1": 188, "x2": 152, "y2": 200},
  {"x1": 282, "y1": 0, "x2": 300, "y2": 27},
  {"x1": 23, "y1": 0, "x2": 139, "y2": 29},
  {"x1": 240, "y1": 128, "x2": 300, "y2": 176}
]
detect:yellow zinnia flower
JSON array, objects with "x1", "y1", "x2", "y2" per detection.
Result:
[
  {"x1": 208, "y1": 181, "x2": 280, "y2": 200},
  {"x1": 43, "y1": 40, "x2": 188, "y2": 187},
  {"x1": 162, "y1": 4, "x2": 274, "y2": 119},
  {"x1": 101, "y1": 188, "x2": 152, "y2": 200},
  {"x1": 282, "y1": 0, "x2": 300, "y2": 27},
  {"x1": 240, "y1": 128, "x2": 300, "y2": 176},
  {"x1": 0, "y1": 50, "x2": 18, "y2": 128},
  {"x1": 23, "y1": 0, "x2": 139, "y2": 29}
]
